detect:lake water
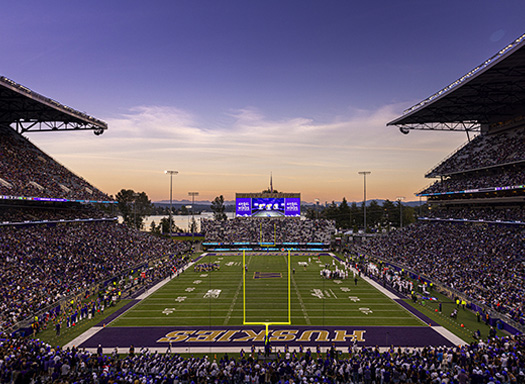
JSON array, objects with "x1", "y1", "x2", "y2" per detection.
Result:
[{"x1": 142, "y1": 212, "x2": 235, "y2": 232}]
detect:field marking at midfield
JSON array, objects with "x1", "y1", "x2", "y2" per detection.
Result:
[
  {"x1": 291, "y1": 273, "x2": 311, "y2": 325},
  {"x1": 224, "y1": 279, "x2": 243, "y2": 326}
]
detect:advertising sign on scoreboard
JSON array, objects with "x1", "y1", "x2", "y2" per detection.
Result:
[{"x1": 236, "y1": 194, "x2": 301, "y2": 217}]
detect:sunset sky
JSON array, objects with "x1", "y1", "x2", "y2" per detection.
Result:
[{"x1": 2, "y1": 1, "x2": 524, "y2": 203}]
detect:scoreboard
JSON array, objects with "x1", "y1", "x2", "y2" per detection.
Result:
[{"x1": 236, "y1": 193, "x2": 301, "y2": 217}]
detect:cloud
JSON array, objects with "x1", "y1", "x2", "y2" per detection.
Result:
[{"x1": 28, "y1": 103, "x2": 467, "y2": 201}]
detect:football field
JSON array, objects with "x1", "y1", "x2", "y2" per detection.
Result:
[
  {"x1": 75, "y1": 252, "x2": 460, "y2": 350},
  {"x1": 111, "y1": 252, "x2": 422, "y2": 327}
]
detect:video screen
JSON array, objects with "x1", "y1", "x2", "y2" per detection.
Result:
[{"x1": 236, "y1": 197, "x2": 301, "y2": 217}]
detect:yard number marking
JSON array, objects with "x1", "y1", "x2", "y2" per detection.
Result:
[{"x1": 203, "y1": 289, "x2": 222, "y2": 298}]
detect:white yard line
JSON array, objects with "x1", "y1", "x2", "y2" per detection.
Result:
[
  {"x1": 223, "y1": 279, "x2": 243, "y2": 325},
  {"x1": 291, "y1": 274, "x2": 311, "y2": 325},
  {"x1": 136, "y1": 257, "x2": 202, "y2": 300},
  {"x1": 345, "y1": 261, "x2": 467, "y2": 346},
  {"x1": 66, "y1": 255, "x2": 205, "y2": 349}
]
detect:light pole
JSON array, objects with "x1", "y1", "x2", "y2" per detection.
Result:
[
  {"x1": 165, "y1": 170, "x2": 178, "y2": 235},
  {"x1": 188, "y1": 192, "x2": 199, "y2": 243},
  {"x1": 397, "y1": 196, "x2": 405, "y2": 228},
  {"x1": 358, "y1": 171, "x2": 371, "y2": 232}
]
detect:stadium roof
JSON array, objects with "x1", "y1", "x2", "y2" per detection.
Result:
[
  {"x1": 0, "y1": 76, "x2": 107, "y2": 135},
  {"x1": 388, "y1": 33, "x2": 525, "y2": 133}
]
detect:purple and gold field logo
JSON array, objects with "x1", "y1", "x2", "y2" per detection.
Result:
[
  {"x1": 157, "y1": 327, "x2": 366, "y2": 345},
  {"x1": 79, "y1": 325, "x2": 454, "y2": 348}
]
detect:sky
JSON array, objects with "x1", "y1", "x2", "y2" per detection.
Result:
[{"x1": 1, "y1": 1, "x2": 524, "y2": 204}]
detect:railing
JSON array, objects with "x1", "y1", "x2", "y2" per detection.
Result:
[
  {"x1": 5, "y1": 251, "x2": 188, "y2": 336},
  {"x1": 424, "y1": 138, "x2": 476, "y2": 177},
  {"x1": 370, "y1": 255, "x2": 525, "y2": 334}
]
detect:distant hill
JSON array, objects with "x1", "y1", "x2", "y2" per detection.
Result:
[{"x1": 153, "y1": 199, "x2": 423, "y2": 212}]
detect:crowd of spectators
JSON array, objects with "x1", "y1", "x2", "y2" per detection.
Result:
[
  {"x1": 420, "y1": 167, "x2": 524, "y2": 195},
  {"x1": 0, "y1": 333, "x2": 524, "y2": 383},
  {"x1": 201, "y1": 218, "x2": 335, "y2": 244},
  {"x1": 0, "y1": 221, "x2": 191, "y2": 332},
  {"x1": 427, "y1": 127, "x2": 525, "y2": 177},
  {"x1": 0, "y1": 124, "x2": 111, "y2": 202},
  {"x1": 421, "y1": 206, "x2": 525, "y2": 223},
  {"x1": 0, "y1": 203, "x2": 114, "y2": 224},
  {"x1": 350, "y1": 222, "x2": 524, "y2": 325}
]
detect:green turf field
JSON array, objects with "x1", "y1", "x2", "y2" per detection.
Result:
[{"x1": 111, "y1": 253, "x2": 424, "y2": 327}]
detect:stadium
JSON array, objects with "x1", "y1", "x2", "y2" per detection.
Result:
[{"x1": 0, "y1": 32, "x2": 524, "y2": 383}]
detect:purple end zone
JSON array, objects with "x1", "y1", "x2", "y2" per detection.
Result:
[{"x1": 79, "y1": 325, "x2": 454, "y2": 349}]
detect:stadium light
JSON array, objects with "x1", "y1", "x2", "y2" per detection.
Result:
[
  {"x1": 358, "y1": 171, "x2": 371, "y2": 232},
  {"x1": 165, "y1": 170, "x2": 178, "y2": 235},
  {"x1": 188, "y1": 192, "x2": 199, "y2": 244}
]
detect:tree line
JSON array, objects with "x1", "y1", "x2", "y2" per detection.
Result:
[
  {"x1": 113, "y1": 189, "x2": 421, "y2": 234},
  {"x1": 113, "y1": 190, "x2": 228, "y2": 234},
  {"x1": 304, "y1": 198, "x2": 422, "y2": 232}
]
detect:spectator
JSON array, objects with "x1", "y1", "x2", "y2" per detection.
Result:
[
  {"x1": 351, "y1": 222, "x2": 524, "y2": 324},
  {"x1": 0, "y1": 333, "x2": 522, "y2": 383}
]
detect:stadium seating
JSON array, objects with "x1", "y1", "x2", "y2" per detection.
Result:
[
  {"x1": 421, "y1": 206, "x2": 525, "y2": 223},
  {"x1": 420, "y1": 166, "x2": 524, "y2": 195},
  {"x1": 0, "y1": 202, "x2": 113, "y2": 223},
  {"x1": 201, "y1": 217, "x2": 335, "y2": 243},
  {"x1": 426, "y1": 127, "x2": 525, "y2": 177},
  {"x1": 0, "y1": 124, "x2": 111, "y2": 202},
  {"x1": 351, "y1": 222, "x2": 524, "y2": 325},
  {"x1": 0, "y1": 221, "x2": 190, "y2": 331},
  {"x1": 0, "y1": 334, "x2": 523, "y2": 383}
]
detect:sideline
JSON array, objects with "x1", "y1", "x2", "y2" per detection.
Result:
[
  {"x1": 64, "y1": 255, "x2": 205, "y2": 349},
  {"x1": 331, "y1": 253, "x2": 467, "y2": 346}
]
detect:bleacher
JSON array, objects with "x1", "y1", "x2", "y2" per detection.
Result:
[
  {"x1": 0, "y1": 120, "x2": 191, "y2": 336},
  {"x1": 419, "y1": 165, "x2": 524, "y2": 197},
  {"x1": 201, "y1": 217, "x2": 335, "y2": 251},
  {"x1": 426, "y1": 126, "x2": 525, "y2": 177},
  {"x1": 0, "y1": 124, "x2": 112, "y2": 203}
]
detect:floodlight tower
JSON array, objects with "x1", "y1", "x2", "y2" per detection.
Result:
[
  {"x1": 165, "y1": 170, "x2": 178, "y2": 235},
  {"x1": 358, "y1": 171, "x2": 371, "y2": 231},
  {"x1": 188, "y1": 191, "x2": 199, "y2": 243}
]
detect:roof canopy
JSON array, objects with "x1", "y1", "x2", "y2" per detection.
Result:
[
  {"x1": 388, "y1": 33, "x2": 525, "y2": 133},
  {"x1": 0, "y1": 76, "x2": 107, "y2": 135}
]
